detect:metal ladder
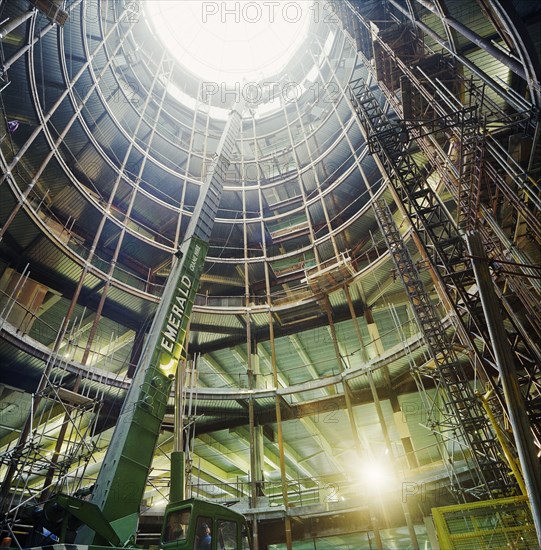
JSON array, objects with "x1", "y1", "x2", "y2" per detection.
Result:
[
  {"x1": 351, "y1": 81, "x2": 522, "y2": 498},
  {"x1": 373, "y1": 198, "x2": 514, "y2": 497}
]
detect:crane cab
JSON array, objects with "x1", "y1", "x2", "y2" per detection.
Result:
[{"x1": 160, "y1": 498, "x2": 252, "y2": 550}]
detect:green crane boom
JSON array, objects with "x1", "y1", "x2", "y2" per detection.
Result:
[{"x1": 73, "y1": 101, "x2": 244, "y2": 546}]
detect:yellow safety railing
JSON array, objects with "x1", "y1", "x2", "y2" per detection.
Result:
[{"x1": 432, "y1": 496, "x2": 538, "y2": 550}]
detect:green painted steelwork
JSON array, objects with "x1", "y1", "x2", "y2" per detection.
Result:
[
  {"x1": 75, "y1": 237, "x2": 208, "y2": 546},
  {"x1": 169, "y1": 451, "x2": 185, "y2": 505},
  {"x1": 72, "y1": 101, "x2": 245, "y2": 546}
]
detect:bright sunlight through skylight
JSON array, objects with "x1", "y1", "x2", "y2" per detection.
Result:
[{"x1": 145, "y1": 1, "x2": 313, "y2": 84}]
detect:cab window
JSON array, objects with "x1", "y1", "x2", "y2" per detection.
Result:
[
  {"x1": 241, "y1": 523, "x2": 251, "y2": 550},
  {"x1": 217, "y1": 519, "x2": 237, "y2": 550},
  {"x1": 194, "y1": 516, "x2": 213, "y2": 550},
  {"x1": 164, "y1": 509, "x2": 191, "y2": 542}
]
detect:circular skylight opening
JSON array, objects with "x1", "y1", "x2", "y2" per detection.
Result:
[{"x1": 145, "y1": 1, "x2": 313, "y2": 84}]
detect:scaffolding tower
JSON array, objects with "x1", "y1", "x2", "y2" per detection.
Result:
[
  {"x1": 342, "y1": 0, "x2": 541, "y2": 503},
  {"x1": 0, "y1": 268, "x2": 108, "y2": 542},
  {"x1": 373, "y1": 199, "x2": 514, "y2": 497}
]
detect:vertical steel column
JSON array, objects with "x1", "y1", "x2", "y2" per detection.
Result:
[
  {"x1": 322, "y1": 294, "x2": 383, "y2": 548},
  {"x1": 344, "y1": 285, "x2": 419, "y2": 549},
  {"x1": 467, "y1": 233, "x2": 541, "y2": 545},
  {"x1": 366, "y1": 370, "x2": 419, "y2": 550},
  {"x1": 291, "y1": 99, "x2": 341, "y2": 259},
  {"x1": 240, "y1": 114, "x2": 260, "y2": 549},
  {"x1": 246, "y1": 313, "x2": 259, "y2": 550},
  {"x1": 343, "y1": 285, "x2": 369, "y2": 363},
  {"x1": 268, "y1": 311, "x2": 293, "y2": 549},
  {"x1": 281, "y1": 92, "x2": 322, "y2": 266},
  {"x1": 252, "y1": 101, "x2": 293, "y2": 547},
  {"x1": 322, "y1": 295, "x2": 363, "y2": 453}
]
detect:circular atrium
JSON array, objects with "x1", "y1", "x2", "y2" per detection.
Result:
[{"x1": 0, "y1": 0, "x2": 540, "y2": 548}]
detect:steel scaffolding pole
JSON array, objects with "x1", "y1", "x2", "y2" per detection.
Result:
[{"x1": 466, "y1": 232, "x2": 541, "y2": 545}]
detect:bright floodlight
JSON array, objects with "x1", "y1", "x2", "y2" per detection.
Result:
[
  {"x1": 358, "y1": 460, "x2": 394, "y2": 493},
  {"x1": 145, "y1": 1, "x2": 312, "y2": 84}
]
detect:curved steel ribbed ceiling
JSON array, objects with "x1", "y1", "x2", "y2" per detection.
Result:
[
  {"x1": 0, "y1": 0, "x2": 392, "y2": 383},
  {"x1": 31, "y1": 0, "x2": 380, "y2": 306}
]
